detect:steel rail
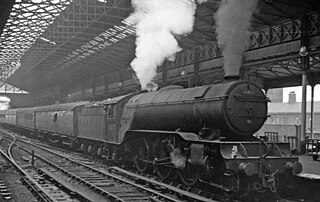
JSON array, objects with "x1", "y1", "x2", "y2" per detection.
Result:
[
  {"x1": 17, "y1": 142, "x2": 181, "y2": 202},
  {"x1": 1, "y1": 129, "x2": 218, "y2": 201},
  {"x1": 0, "y1": 132, "x2": 58, "y2": 202},
  {"x1": 22, "y1": 138, "x2": 219, "y2": 202},
  {"x1": 1, "y1": 136, "x2": 126, "y2": 202}
]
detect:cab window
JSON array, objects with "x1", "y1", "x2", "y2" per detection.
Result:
[{"x1": 107, "y1": 105, "x2": 115, "y2": 118}]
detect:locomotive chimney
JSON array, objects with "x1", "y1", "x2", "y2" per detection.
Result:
[{"x1": 288, "y1": 91, "x2": 296, "y2": 104}]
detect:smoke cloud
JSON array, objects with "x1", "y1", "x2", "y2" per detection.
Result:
[
  {"x1": 214, "y1": 0, "x2": 258, "y2": 77},
  {"x1": 127, "y1": 0, "x2": 206, "y2": 89}
]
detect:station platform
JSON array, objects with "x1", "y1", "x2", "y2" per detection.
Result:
[{"x1": 298, "y1": 155, "x2": 320, "y2": 178}]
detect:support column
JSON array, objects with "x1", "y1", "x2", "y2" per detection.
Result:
[
  {"x1": 301, "y1": 70, "x2": 307, "y2": 143},
  {"x1": 58, "y1": 84, "x2": 62, "y2": 104},
  {"x1": 31, "y1": 150, "x2": 35, "y2": 166},
  {"x1": 104, "y1": 75, "x2": 109, "y2": 98},
  {"x1": 82, "y1": 82, "x2": 85, "y2": 100},
  {"x1": 118, "y1": 71, "x2": 123, "y2": 94},
  {"x1": 299, "y1": 15, "x2": 310, "y2": 154},
  {"x1": 310, "y1": 84, "x2": 315, "y2": 139},
  {"x1": 193, "y1": 48, "x2": 200, "y2": 87},
  {"x1": 92, "y1": 72, "x2": 96, "y2": 102},
  {"x1": 162, "y1": 65, "x2": 167, "y2": 87}
]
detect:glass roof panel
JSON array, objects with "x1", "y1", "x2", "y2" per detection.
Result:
[{"x1": 0, "y1": 0, "x2": 72, "y2": 80}]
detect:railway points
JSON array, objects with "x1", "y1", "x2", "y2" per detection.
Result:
[{"x1": 0, "y1": 129, "x2": 223, "y2": 202}]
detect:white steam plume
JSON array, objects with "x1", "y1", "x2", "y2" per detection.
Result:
[
  {"x1": 214, "y1": 0, "x2": 258, "y2": 77},
  {"x1": 127, "y1": 0, "x2": 206, "y2": 89}
]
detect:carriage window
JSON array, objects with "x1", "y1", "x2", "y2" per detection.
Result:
[
  {"x1": 107, "y1": 105, "x2": 115, "y2": 118},
  {"x1": 53, "y1": 113, "x2": 58, "y2": 122}
]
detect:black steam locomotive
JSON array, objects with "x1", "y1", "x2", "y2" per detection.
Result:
[{"x1": 0, "y1": 79, "x2": 302, "y2": 196}]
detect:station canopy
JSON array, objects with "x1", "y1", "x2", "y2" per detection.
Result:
[{"x1": 0, "y1": 0, "x2": 319, "y2": 93}]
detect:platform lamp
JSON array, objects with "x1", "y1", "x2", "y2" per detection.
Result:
[
  {"x1": 299, "y1": 46, "x2": 308, "y2": 57},
  {"x1": 181, "y1": 70, "x2": 186, "y2": 76}
]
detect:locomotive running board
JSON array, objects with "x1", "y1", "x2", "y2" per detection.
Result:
[{"x1": 124, "y1": 130, "x2": 200, "y2": 141}]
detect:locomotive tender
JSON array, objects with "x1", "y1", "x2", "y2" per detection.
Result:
[{"x1": 0, "y1": 80, "x2": 302, "y2": 195}]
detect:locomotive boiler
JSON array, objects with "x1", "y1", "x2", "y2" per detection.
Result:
[{"x1": 122, "y1": 80, "x2": 267, "y2": 139}]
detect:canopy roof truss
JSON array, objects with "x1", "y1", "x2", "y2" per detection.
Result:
[{"x1": 0, "y1": 0, "x2": 319, "y2": 94}]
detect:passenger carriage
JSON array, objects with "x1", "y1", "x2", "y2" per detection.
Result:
[{"x1": 33, "y1": 101, "x2": 89, "y2": 145}]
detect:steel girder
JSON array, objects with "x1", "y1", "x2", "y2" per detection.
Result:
[
  {"x1": 0, "y1": 0, "x2": 319, "y2": 97},
  {"x1": 1, "y1": 0, "x2": 133, "y2": 91},
  {"x1": 160, "y1": 11, "x2": 320, "y2": 89}
]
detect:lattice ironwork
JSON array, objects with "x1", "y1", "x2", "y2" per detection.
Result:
[
  {"x1": 161, "y1": 10, "x2": 320, "y2": 87},
  {"x1": 1, "y1": 0, "x2": 134, "y2": 91},
  {"x1": 18, "y1": 0, "x2": 132, "y2": 80},
  {"x1": 241, "y1": 50, "x2": 320, "y2": 88},
  {"x1": 0, "y1": 83, "x2": 27, "y2": 94},
  {"x1": 0, "y1": 0, "x2": 72, "y2": 80},
  {"x1": 310, "y1": 54, "x2": 320, "y2": 69},
  {"x1": 249, "y1": 17, "x2": 303, "y2": 49},
  {"x1": 0, "y1": 0, "x2": 319, "y2": 98}
]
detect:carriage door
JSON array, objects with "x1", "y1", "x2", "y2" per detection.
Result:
[{"x1": 106, "y1": 104, "x2": 118, "y2": 143}]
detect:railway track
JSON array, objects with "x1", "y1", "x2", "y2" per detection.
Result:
[
  {"x1": 23, "y1": 137, "x2": 237, "y2": 202},
  {"x1": 1, "y1": 128, "x2": 310, "y2": 202},
  {"x1": 26, "y1": 139, "x2": 302, "y2": 202},
  {"x1": 1, "y1": 130, "x2": 221, "y2": 202},
  {"x1": 0, "y1": 132, "x2": 64, "y2": 202},
  {"x1": 11, "y1": 137, "x2": 302, "y2": 202}
]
